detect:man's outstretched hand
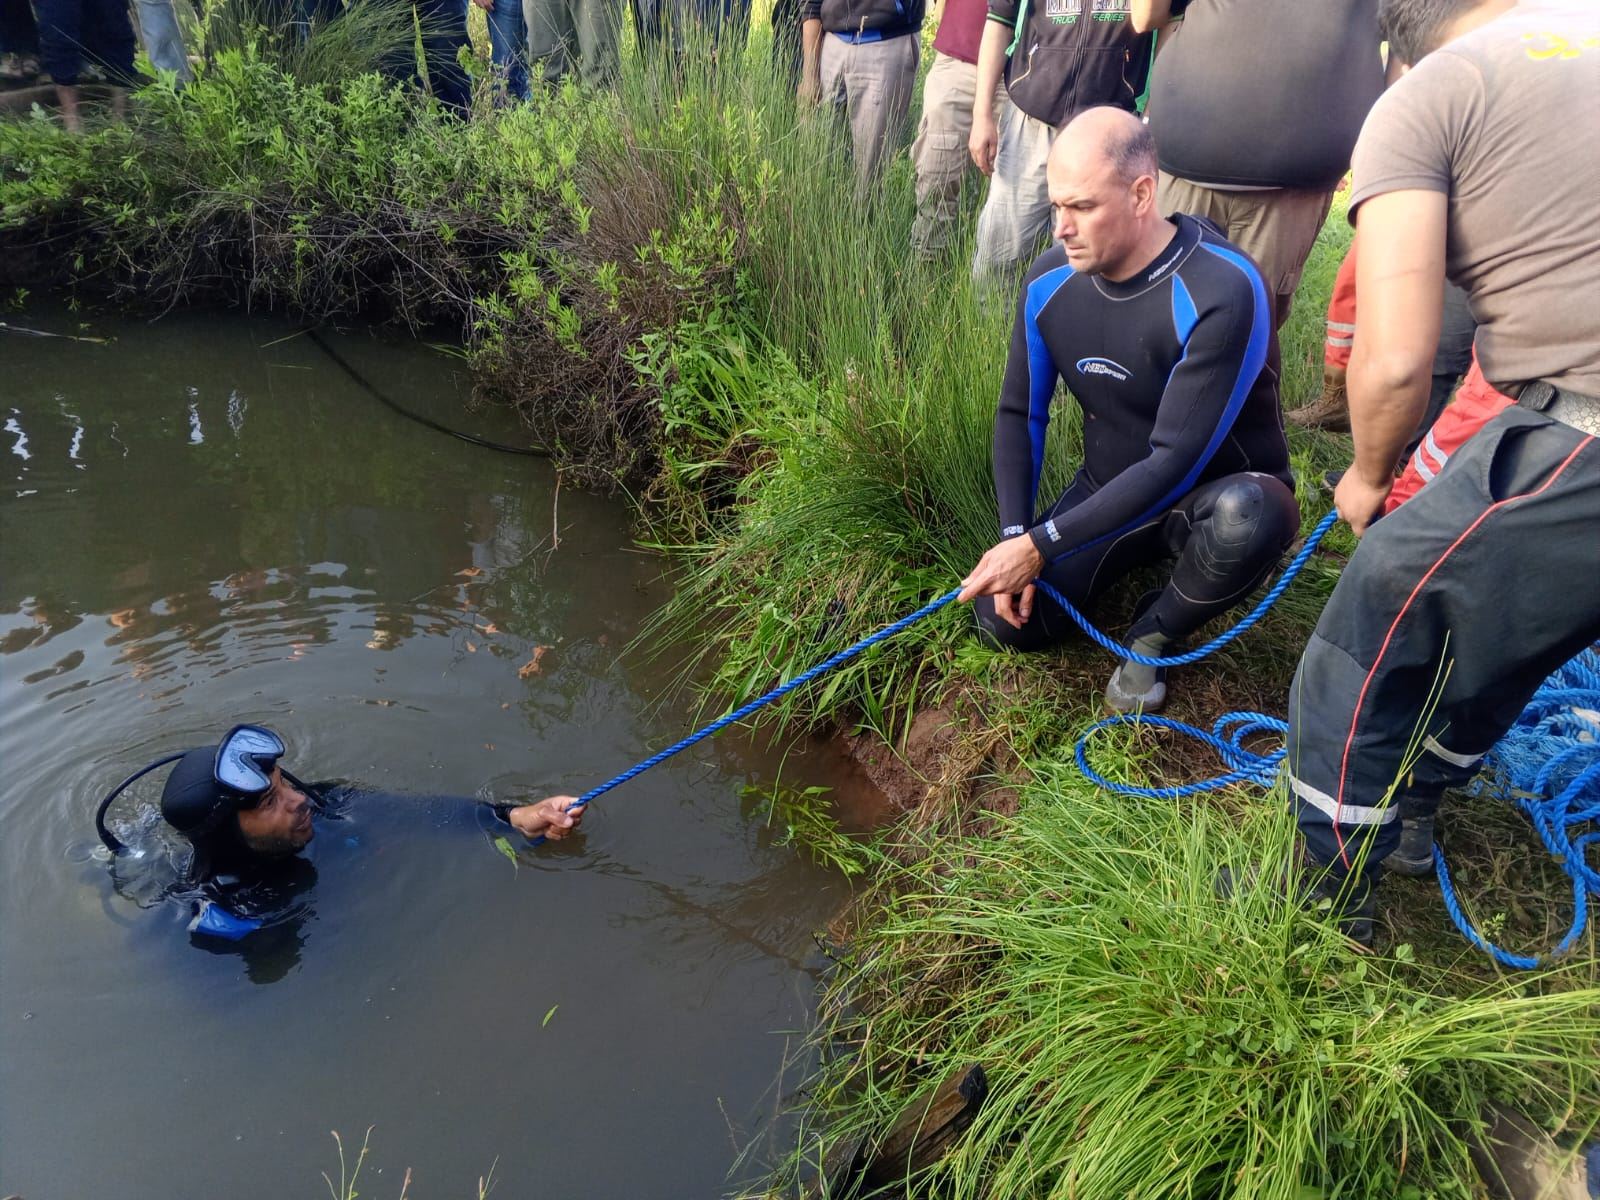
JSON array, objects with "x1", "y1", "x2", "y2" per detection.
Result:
[
  {"x1": 508, "y1": 796, "x2": 584, "y2": 841},
  {"x1": 959, "y1": 535, "x2": 1045, "y2": 630}
]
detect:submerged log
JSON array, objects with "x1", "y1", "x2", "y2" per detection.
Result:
[{"x1": 811, "y1": 1063, "x2": 988, "y2": 1198}]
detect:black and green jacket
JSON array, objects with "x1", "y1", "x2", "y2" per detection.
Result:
[{"x1": 986, "y1": 0, "x2": 1153, "y2": 127}]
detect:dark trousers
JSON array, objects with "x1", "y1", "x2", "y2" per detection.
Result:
[
  {"x1": 976, "y1": 471, "x2": 1301, "y2": 652},
  {"x1": 632, "y1": 0, "x2": 749, "y2": 54},
  {"x1": 417, "y1": 0, "x2": 469, "y2": 108},
  {"x1": 1, "y1": 0, "x2": 39, "y2": 55},
  {"x1": 34, "y1": 0, "x2": 135, "y2": 85},
  {"x1": 769, "y1": 0, "x2": 800, "y2": 87},
  {"x1": 1288, "y1": 406, "x2": 1600, "y2": 877}
]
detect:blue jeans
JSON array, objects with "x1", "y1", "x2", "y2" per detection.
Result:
[
  {"x1": 134, "y1": 0, "x2": 191, "y2": 82},
  {"x1": 476, "y1": 0, "x2": 529, "y2": 100}
]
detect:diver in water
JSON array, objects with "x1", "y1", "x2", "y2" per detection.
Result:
[{"x1": 95, "y1": 723, "x2": 583, "y2": 942}]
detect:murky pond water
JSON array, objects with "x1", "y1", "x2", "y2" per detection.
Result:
[{"x1": 0, "y1": 308, "x2": 867, "y2": 1198}]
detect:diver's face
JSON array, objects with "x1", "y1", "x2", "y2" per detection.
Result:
[{"x1": 236, "y1": 767, "x2": 314, "y2": 856}]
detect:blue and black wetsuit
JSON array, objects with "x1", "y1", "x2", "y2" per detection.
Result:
[{"x1": 979, "y1": 212, "x2": 1300, "y2": 651}]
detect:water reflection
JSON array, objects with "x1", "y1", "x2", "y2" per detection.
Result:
[{"x1": 0, "y1": 308, "x2": 864, "y2": 1200}]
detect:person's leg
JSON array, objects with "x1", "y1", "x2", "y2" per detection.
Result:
[
  {"x1": 37, "y1": 0, "x2": 103, "y2": 130},
  {"x1": 525, "y1": 0, "x2": 576, "y2": 84},
  {"x1": 817, "y1": 32, "x2": 850, "y2": 142},
  {"x1": 1400, "y1": 280, "x2": 1478, "y2": 460},
  {"x1": 839, "y1": 34, "x2": 917, "y2": 191},
  {"x1": 630, "y1": 0, "x2": 665, "y2": 53},
  {"x1": 133, "y1": 0, "x2": 191, "y2": 82},
  {"x1": 1289, "y1": 235, "x2": 1358, "y2": 430},
  {"x1": 486, "y1": 0, "x2": 530, "y2": 99},
  {"x1": 769, "y1": 0, "x2": 801, "y2": 88},
  {"x1": 910, "y1": 51, "x2": 980, "y2": 259},
  {"x1": 1208, "y1": 185, "x2": 1336, "y2": 331},
  {"x1": 971, "y1": 104, "x2": 1055, "y2": 283},
  {"x1": 1105, "y1": 471, "x2": 1301, "y2": 711},
  {"x1": 572, "y1": 0, "x2": 620, "y2": 87},
  {"x1": 416, "y1": 0, "x2": 471, "y2": 108},
  {"x1": 1, "y1": 0, "x2": 41, "y2": 77},
  {"x1": 1288, "y1": 408, "x2": 1600, "y2": 906}
]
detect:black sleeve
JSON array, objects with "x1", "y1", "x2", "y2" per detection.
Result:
[
  {"x1": 1027, "y1": 267, "x2": 1269, "y2": 561},
  {"x1": 800, "y1": 0, "x2": 821, "y2": 20},
  {"x1": 992, "y1": 254, "x2": 1066, "y2": 538},
  {"x1": 987, "y1": 0, "x2": 1019, "y2": 26}
]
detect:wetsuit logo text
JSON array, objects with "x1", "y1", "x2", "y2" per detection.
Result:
[{"x1": 1076, "y1": 356, "x2": 1132, "y2": 382}]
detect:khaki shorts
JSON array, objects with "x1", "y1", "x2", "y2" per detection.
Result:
[{"x1": 1157, "y1": 172, "x2": 1334, "y2": 328}]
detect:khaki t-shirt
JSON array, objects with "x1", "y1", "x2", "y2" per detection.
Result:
[{"x1": 1349, "y1": 1, "x2": 1600, "y2": 396}]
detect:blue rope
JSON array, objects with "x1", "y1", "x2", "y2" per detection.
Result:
[
  {"x1": 541, "y1": 513, "x2": 1338, "y2": 837},
  {"x1": 1430, "y1": 650, "x2": 1600, "y2": 968},
  {"x1": 528, "y1": 587, "x2": 962, "y2": 842},
  {"x1": 1065, "y1": 511, "x2": 1338, "y2": 801},
  {"x1": 1035, "y1": 509, "x2": 1339, "y2": 667},
  {"x1": 1074, "y1": 712, "x2": 1288, "y2": 800}
]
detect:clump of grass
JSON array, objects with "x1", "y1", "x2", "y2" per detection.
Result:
[{"x1": 784, "y1": 759, "x2": 1600, "y2": 1198}]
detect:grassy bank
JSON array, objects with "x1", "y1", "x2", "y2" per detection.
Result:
[{"x1": 3, "y1": 17, "x2": 1595, "y2": 1196}]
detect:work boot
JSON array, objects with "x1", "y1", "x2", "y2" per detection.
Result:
[
  {"x1": 1381, "y1": 815, "x2": 1436, "y2": 877},
  {"x1": 1104, "y1": 590, "x2": 1171, "y2": 714},
  {"x1": 1287, "y1": 365, "x2": 1352, "y2": 432}
]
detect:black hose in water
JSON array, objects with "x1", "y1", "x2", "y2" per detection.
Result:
[
  {"x1": 95, "y1": 752, "x2": 186, "y2": 855},
  {"x1": 304, "y1": 328, "x2": 550, "y2": 458}
]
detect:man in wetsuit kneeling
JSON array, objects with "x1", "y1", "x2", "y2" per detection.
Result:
[{"x1": 958, "y1": 107, "x2": 1298, "y2": 713}]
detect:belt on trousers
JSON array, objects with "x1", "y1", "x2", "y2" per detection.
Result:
[{"x1": 1513, "y1": 380, "x2": 1600, "y2": 438}]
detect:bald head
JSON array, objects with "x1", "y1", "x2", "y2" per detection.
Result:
[
  {"x1": 1043, "y1": 107, "x2": 1172, "y2": 281},
  {"x1": 1050, "y1": 106, "x2": 1158, "y2": 187}
]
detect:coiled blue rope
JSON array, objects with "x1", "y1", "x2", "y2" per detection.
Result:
[
  {"x1": 1063, "y1": 510, "x2": 1338, "y2": 794},
  {"x1": 1431, "y1": 650, "x2": 1600, "y2": 968},
  {"x1": 1074, "y1": 712, "x2": 1289, "y2": 800}
]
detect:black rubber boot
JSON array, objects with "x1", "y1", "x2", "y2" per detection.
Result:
[{"x1": 1381, "y1": 815, "x2": 1436, "y2": 877}]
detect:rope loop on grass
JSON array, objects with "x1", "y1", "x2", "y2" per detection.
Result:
[
  {"x1": 1430, "y1": 651, "x2": 1600, "y2": 969},
  {"x1": 1073, "y1": 712, "x2": 1287, "y2": 800}
]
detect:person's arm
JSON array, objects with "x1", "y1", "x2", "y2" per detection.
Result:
[
  {"x1": 1130, "y1": 0, "x2": 1174, "y2": 34},
  {"x1": 1029, "y1": 263, "x2": 1270, "y2": 562},
  {"x1": 504, "y1": 795, "x2": 585, "y2": 841},
  {"x1": 958, "y1": 259, "x2": 1066, "y2": 622},
  {"x1": 1334, "y1": 189, "x2": 1446, "y2": 535},
  {"x1": 798, "y1": 9, "x2": 825, "y2": 104},
  {"x1": 968, "y1": 19, "x2": 1012, "y2": 174}
]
